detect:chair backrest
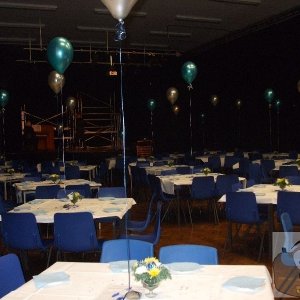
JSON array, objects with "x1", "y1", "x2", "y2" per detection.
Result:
[
  {"x1": 136, "y1": 161, "x2": 150, "y2": 167},
  {"x1": 238, "y1": 158, "x2": 250, "y2": 177},
  {"x1": 54, "y1": 212, "x2": 99, "y2": 252},
  {"x1": 153, "y1": 161, "x2": 165, "y2": 166},
  {"x1": 277, "y1": 191, "x2": 300, "y2": 225},
  {"x1": 98, "y1": 186, "x2": 126, "y2": 198},
  {"x1": 100, "y1": 239, "x2": 154, "y2": 262},
  {"x1": 2, "y1": 213, "x2": 45, "y2": 250},
  {"x1": 65, "y1": 165, "x2": 80, "y2": 179},
  {"x1": 160, "y1": 169, "x2": 177, "y2": 176},
  {"x1": 159, "y1": 244, "x2": 218, "y2": 265},
  {"x1": 261, "y1": 159, "x2": 275, "y2": 178},
  {"x1": 223, "y1": 155, "x2": 240, "y2": 169},
  {"x1": 215, "y1": 174, "x2": 239, "y2": 197},
  {"x1": 225, "y1": 192, "x2": 260, "y2": 224},
  {"x1": 286, "y1": 176, "x2": 300, "y2": 185},
  {"x1": 247, "y1": 163, "x2": 263, "y2": 184},
  {"x1": 191, "y1": 176, "x2": 216, "y2": 199},
  {"x1": 280, "y1": 212, "x2": 296, "y2": 256},
  {"x1": 65, "y1": 184, "x2": 91, "y2": 198},
  {"x1": 22, "y1": 175, "x2": 41, "y2": 182},
  {"x1": 289, "y1": 151, "x2": 298, "y2": 160},
  {"x1": 176, "y1": 166, "x2": 191, "y2": 175},
  {"x1": 279, "y1": 166, "x2": 299, "y2": 177},
  {"x1": 35, "y1": 184, "x2": 60, "y2": 199},
  {"x1": 0, "y1": 253, "x2": 25, "y2": 298},
  {"x1": 208, "y1": 155, "x2": 221, "y2": 171}
]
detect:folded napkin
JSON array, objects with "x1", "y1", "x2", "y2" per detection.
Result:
[
  {"x1": 33, "y1": 271, "x2": 70, "y2": 288},
  {"x1": 109, "y1": 260, "x2": 136, "y2": 273},
  {"x1": 103, "y1": 207, "x2": 121, "y2": 213},
  {"x1": 222, "y1": 276, "x2": 265, "y2": 293}
]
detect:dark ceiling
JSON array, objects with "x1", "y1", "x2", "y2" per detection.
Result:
[{"x1": 0, "y1": 0, "x2": 300, "y2": 63}]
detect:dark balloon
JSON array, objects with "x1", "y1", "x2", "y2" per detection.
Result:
[
  {"x1": 47, "y1": 37, "x2": 73, "y2": 74},
  {"x1": 0, "y1": 89, "x2": 9, "y2": 108},
  {"x1": 264, "y1": 88, "x2": 274, "y2": 103},
  {"x1": 181, "y1": 61, "x2": 197, "y2": 84},
  {"x1": 147, "y1": 99, "x2": 156, "y2": 111}
]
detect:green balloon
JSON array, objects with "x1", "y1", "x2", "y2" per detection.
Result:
[
  {"x1": 0, "y1": 89, "x2": 9, "y2": 108},
  {"x1": 181, "y1": 61, "x2": 197, "y2": 84},
  {"x1": 47, "y1": 37, "x2": 73, "y2": 74},
  {"x1": 264, "y1": 88, "x2": 274, "y2": 103},
  {"x1": 147, "y1": 99, "x2": 156, "y2": 111}
]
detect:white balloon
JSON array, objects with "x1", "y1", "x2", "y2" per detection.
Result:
[{"x1": 101, "y1": 0, "x2": 138, "y2": 20}]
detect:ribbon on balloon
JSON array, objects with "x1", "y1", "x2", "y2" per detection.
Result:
[
  {"x1": 147, "y1": 99, "x2": 156, "y2": 140},
  {"x1": 0, "y1": 89, "x2": 9, "y2": 159},
  {"x1": 182, "y1": 61, "x2": 197, "y2": 156}
]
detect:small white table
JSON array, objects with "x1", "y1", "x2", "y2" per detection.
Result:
[{"x1": 2, "y1": 262, "x2": 273, "y2": 299}]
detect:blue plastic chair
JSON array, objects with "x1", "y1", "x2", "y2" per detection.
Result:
[
  {"x1": 120, "y1": 201, "x2": 162, "y2": 245},
  {"x1": 277, "y1": 191, "x2": 300, "y2": 225},
  {"x1": 100, "y1": 239, "x2": 154, "y2": 262},
  {"x1": 215, "y1": 174, "x2": 239, "y2": 198},
  {"x1": 65, "y1": 165, "x2": 80, "y2": 179},
  {"x1": 1, "y1": 213, "x2": 53, "y2": 267},
  {"x1": 208, "y1": 155, "x2": 221, "y2": 172},
  {"x1": 225, "y1": 191, "x2": 266, "y2": 261},
  {"x1": 223, "y1": 156, "x2": 240, "y2": 172},
  {"x1": 53, "y1": 212, "x2": 103, "y2": 260},
  {"x1": 286, "y1": 176, "x2": 300, "y2": 185},
  {"x1": 191, "y1": 176, "x2": 218, "y2": 224},
  {"x1": 35, "y1": 184, "x2": 60, "y2": 199},
  {"x1": 65, "y1": 184, "x2": 92, "y2": 198},
  {"x1": 279, "y1": 166, "x2": 299, "y2": 178},
  {"x1": 261, "y1": 159, "x2": 275, "y2": 182},
  {"x1": 0, "y1": 253, "x2": 25, "y2": 298},
  {"x1": 159, "y1": 244, "x2": 218, "y2": 264},
  {"x1": 160, "y1": 169, "x2": 177, "y2": 176},
  {"x1": 98, "y1": 187, "x2": 126, "y2": 198},
  {"x1": 176, "y1": 166, "x2": 191, "y2": 174}
]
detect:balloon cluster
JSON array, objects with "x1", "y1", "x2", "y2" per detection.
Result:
[
  {"x1": 0, "y1": 89, "x2": 9, "y2": 108},
  {"x1": 47, "y1": 37, "x2": 73, "y2": 94}
]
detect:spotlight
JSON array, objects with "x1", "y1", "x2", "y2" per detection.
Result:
[{"x1": 114, "y1": 20, "x2": 126, "y2": 41}]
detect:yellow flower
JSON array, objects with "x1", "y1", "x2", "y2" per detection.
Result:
[
  {"x1": 149, "y1": 268, "x2": 160, "y2": 278},
  {"x1": 144, "y1": 257, "x2": 159, "y2": 265}
]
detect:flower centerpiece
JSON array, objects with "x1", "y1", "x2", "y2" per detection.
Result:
[
  {"x1": 7, "y1": 168, "x2": 15, "y2": 175},
  {"x1": 274, "y1": 178, "x2": 290, "y2": 190},
  {"x1": 203, "y1": 167, "x2": 211, "y2": 175},
  {"x1": 49, "y1": 174, "x2": 60, "y2": 183},
  {"x1": 67, "y1": 191, "x2": 82, "y2": 207},
  {"x1": 132, "y1": 257, "x2": 171, "y2": 298},
  {"x1": 168, "y1": 161, "x2": 174, "y2": 167}
]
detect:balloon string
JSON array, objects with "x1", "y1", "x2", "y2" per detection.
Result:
[
  {"x1": 188, "y1": 87, "x2": 193, "y2": 157},
  {"x1": 2, "y1": 108, "x2": 5, "y2": 159}
]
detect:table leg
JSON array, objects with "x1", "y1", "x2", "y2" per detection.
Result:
[{"x1": 268, "y1": 204, "x2": 275, "y2": 258}]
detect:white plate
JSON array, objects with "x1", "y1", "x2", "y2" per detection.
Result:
[
  {"x1": 222, "y1": 276, "x2": 265, "y2": 293},
  {"x1": 103, "y1": 207, "x2": 121, "y2": 213},
  {"x1": 166, "y1": 262, "x2": 202, "y2": 274},
  {"x1": 109, "y1": 260, "x2": 136, "y2": 273}
]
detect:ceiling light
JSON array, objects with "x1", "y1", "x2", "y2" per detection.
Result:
[
  {"x1": 0, "y1": 22, "x2": 45, "y2": 29},
  {"x1": 150, "y1": 31, "x2": 191, "y2": 38},
  {"x1": 94, "y1": 8, "x2": 147, "y2": 17},
  {"x1": 176, "y1": 15, "x2": 222, "y2": 23},
  {"x1": 209, "y1": 0, "x2": 261, "y2": 5},
  {"x1": 0, "y1": 2, "x2": 57, "y2": 10},
  {"x1": 77, "y1": 25, "x2": 115, "y2": 32},
  {"x1": 130, "y1": 43, "x2": 169, "y2": 48}
]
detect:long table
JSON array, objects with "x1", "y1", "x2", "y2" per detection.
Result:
[
  {"x1": 7, "y1": 197, "x2": 136, "y2": 223},
  {"x1": 0, "y1": 173, "x2": 26, "y2": 200},
  {"x1": 2, "y1": 261, "x2": 273, "y2": 299},
  {"x1": 14, "y1": 179, "x2": 102, "y2": 203},
  {"x1": 219, "y1": 184, "x2": 300, "y2": 257}
]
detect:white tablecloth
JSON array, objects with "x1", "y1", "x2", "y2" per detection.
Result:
[
  {"x1": 14, "y1": 179, "x2": 102, "y2": 203},
  {"x1": 2, "y1": 262, "x2": 273, "y2": 300},
  {"x1": 6, "y1": 197, "x2": 136, "y2": 223},
  {"x1": 159, "y1": 173, "x2": 246, "y2": 195},
  {"x1": 219, "y1": 183, "x2": 300, "y2": 205}
]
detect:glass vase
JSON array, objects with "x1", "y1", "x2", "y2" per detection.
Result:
[{"x1": 142, "y1": 281, "x2": 159, "y2": 298}]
